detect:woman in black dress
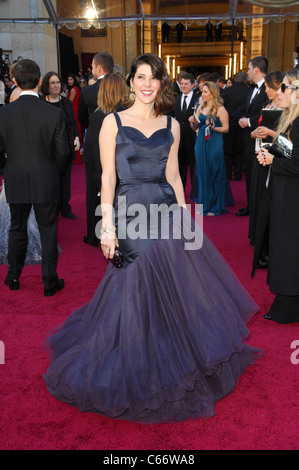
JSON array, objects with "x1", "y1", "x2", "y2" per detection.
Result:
[
  {"x1": 41, "y1": 72, "x2": 80, "y2": 220},
  {"x1": 249, "y1": 71, "x2": 283, "y2": 271},
  {"x1": 83, "y1": 72, "x2": 130, "y2": 197},
  {"x1": 256, "y1": 69, "x2": 299, "y2": 323},
  {"x1": 82, "y1": 72, "x2": 130, "y2": 246}
]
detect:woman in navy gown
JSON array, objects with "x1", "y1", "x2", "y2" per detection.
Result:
[
  {"x1": 43, "y1": 53, "x2": 261, "y2": 423},
  {"x1": 190, "y1": 81, "x2": 232, "y2": 215}
]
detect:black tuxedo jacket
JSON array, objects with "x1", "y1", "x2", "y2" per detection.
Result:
[
  {"x1": 246, "y1": 82, "x2": 268, "y2": 130},
  {"x1": 242, "y1": 82, "x2": 268, "y2": 155},
  {"x1": 173, "y1": 90, "x2": 199, "y2": 150},
  {"x1": 172, "y1": 81, "x2": 181, "y2": 96},
  {"x1": 223, "y1": 82, "x2": 250, "y2": 128},
  {"x1": 78, "y1": 78, "x2": 102, "y2": 129},
  {"x1": 0, "y1": 94, "x2": 69, "y2": 204}
]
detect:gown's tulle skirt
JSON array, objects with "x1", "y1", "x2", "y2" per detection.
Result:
[
  {"x1": 43, "y1": 209, "x2": 262, "y2": 423},
  {"x1": 0, "y1": 182, "x2": 42, "y2": 265}
]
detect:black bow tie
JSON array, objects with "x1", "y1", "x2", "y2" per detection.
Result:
[{"x1": 254, "y1": 84, "x2": 259, "y2": 88}]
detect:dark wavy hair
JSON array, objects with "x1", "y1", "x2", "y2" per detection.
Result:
[
  {"x1": 66, "y1": 73, "x2": 79, "y2": 91},
  {"x1": 129, "y1": 53, "x2": 175, "y2": 116},
  {"x1": 40, "y1": 71, "x2": 62, "y2": 96}
]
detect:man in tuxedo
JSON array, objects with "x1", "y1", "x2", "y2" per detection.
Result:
[
  {"x1": 223, "y1": 72, "x2": 250, "y2": 180},
  {"x1": 172, "y1": 71, "x2": 183, "y2": 96},
  {"x1": 173, "y1": 73, "x2": 199, "y2": 191},
  {"x1": 78, "y1": 52, "x2": 114, "y2": 129},
  {"x1": 237, "y1": 56, "x2": 268, "y2": 216},
  {"x1": 78, "y1": 52, "x2": 114, "y2": 247},
  {"x1": 216, "y1": 76, "x2": 227, "y2": 100},
  {"x1": 0, "y1": 59, "x2": 69, "y2": 295}
]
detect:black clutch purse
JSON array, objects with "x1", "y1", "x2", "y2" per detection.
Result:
[
  {"x1": 271, "y1": 133, "x2": 293, "y2": 159},
  {"x1": 263, "y1": 122, "x2": 293, "y2": 160},
  {"x1": 111, "y1": 246, "x2": 123, "y2": 268},
  {"x1": 263, "y1": 133, "x2": 293, "y2": 159}
]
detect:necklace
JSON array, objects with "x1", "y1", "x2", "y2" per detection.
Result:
[
  {"x1": 267, "y1": 100, "x2": 280, "y2": 110},
  {"x1": 47, "y1": 94, "x2": 61, "y2": 103}
]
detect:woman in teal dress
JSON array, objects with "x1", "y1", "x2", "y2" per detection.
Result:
[{"x1": 190, "y1": 81, "x2": 230, "y2": 215}]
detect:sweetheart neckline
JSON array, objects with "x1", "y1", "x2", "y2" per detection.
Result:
[{"x1": 119, "y1": 126, "x2": 169, "y2": 140}]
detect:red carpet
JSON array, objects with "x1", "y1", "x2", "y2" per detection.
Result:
[{"x1": 0, "y1": 164, "x2": 298, "y2": 450}]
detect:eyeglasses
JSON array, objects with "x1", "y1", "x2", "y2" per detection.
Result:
[{"x1": 281, "y1": 83, "x2": 298, "y2": 93}]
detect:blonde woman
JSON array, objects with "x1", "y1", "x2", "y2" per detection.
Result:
[
  {"x1": 257, "y1": 69, "x2": 299, "y2": 323},
  {"x1": 190, "y1": 81, "x2": 229, "y2": 215}
]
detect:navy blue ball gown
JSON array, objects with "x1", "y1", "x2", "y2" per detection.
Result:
[
  {"x1": 43, "y1": 113, "x2": 261, "y2": 423},
  {"x1": 191, "y1": 114, "x2": 234, "y2": 214}
]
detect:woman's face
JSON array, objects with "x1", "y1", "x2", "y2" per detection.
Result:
[
  {"x1": 67, "y1": 76, "x2": 74, "y2": 87},
  {"x1": 131, "y1": 63, "x2": 161, "y2": 105},
  {"x1": 48, "y1": 74, "x2": 61, "y2": 96},
  {"x1": 277, "y1": 77, "x2": 295, "y2": 109},
  {"x1": 202, "y1": 84, "x2": 213, "y2": 102},
  {"x1": 265, "y1": 83, "x2": 279, "y2": 102}
]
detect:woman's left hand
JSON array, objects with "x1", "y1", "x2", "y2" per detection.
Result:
[
  {"x1": 74, "y1": 137, "x2": 80, "y2": 151},
  {"x1": 257, "y1": 147, "x2": 274, "y2": 166}
]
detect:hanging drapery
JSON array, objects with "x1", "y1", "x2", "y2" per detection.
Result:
[{"x1": 58, "y1": 14, "x2": 298, "y2": 30}]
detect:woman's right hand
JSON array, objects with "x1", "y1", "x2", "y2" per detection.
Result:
[
  {"x1": 189, "y1": 115, "x2": 198, "y2": 130},
  {"x1": 256, "y1": 147, "x2": 274, "y2": 166}
]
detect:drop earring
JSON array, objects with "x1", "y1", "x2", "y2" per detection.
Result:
[{"x1": 129, "y1": 87, "x2": 135, "y2": 101}]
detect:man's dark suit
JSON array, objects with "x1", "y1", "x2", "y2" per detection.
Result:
[
  {"x1": 0, "y1": 94, "x2": 69, "y2": 289},
  {"x1": 78, "y1": 78, "x2": 102, "y2": 246},
  {"x1": 223, "y1": 81, "x2": 250, "y2": 179},
  {"x1": 242, "y1": 82, "x2": 268, "y2": 209},
  {"x1": 172, "y1": 81, "x2": 181, "y2": 96},
  {"x1": 173, "y1": 90, "x2": 198, "y2": 189},
  {"x1": 78, "y1": 78, "x2": 102, "y2": 130}
]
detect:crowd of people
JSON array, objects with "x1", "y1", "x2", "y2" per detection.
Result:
[
  {"x1": 0, "y1": 47, "x2": 299, "y2": 423},
  {"x1": 172, "y1": 58, "x2": 299, "y2": 325}
]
